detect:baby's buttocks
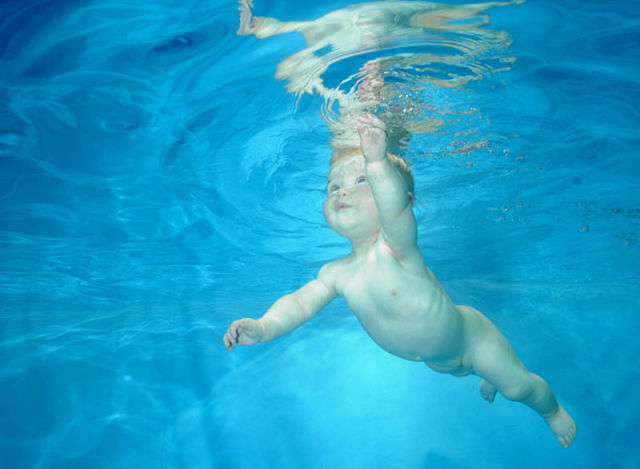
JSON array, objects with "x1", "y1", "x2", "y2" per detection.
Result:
[{"x1": 424, "y1": 355, "x2": 473, "y2": 376}]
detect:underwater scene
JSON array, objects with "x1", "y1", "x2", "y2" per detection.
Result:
[{"x1": 1, "y1": 0, "x2": 639, "y2": 467}]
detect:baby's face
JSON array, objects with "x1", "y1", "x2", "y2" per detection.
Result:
[{"x1": 323, "y1": 155, "x2": 380, "y2": 240}]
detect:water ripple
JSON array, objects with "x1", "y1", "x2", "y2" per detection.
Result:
[{"x1": 239, "y1": 0, "x2": 522, "y2": 156}]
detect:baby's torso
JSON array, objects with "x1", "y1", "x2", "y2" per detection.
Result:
[{"x1": 332, "y1": 240, "x2": 465, "y2": 361}]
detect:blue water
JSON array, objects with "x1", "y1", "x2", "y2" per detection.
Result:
[{"x1": 1, "y1": 0, "x2": 639, "y2": 467}]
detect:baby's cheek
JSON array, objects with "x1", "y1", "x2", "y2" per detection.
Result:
[{"x1": 322, "y1": 200, "x2": 332, "y2": 220}]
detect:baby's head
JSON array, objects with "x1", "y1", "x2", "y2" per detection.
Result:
[
  {"x1": 330, "y1": 148, "x2": 414, "y2": 199},
  {"x1": 323, "y1": 150, "x2": 414, "y2": 240}
]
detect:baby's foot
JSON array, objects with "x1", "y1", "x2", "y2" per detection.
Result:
[
  {"x1": 544, "y1": 404, "x2": 577, "y2": 448},
  {"x1": 479, "y1": 379, "x2": 497, "y2": 403}
]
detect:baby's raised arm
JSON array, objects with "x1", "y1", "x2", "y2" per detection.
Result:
[
  {"x1": 223, "y1": 264, "x2": 337, "y2": 351},
  {"x1": 358, "y1": 114, "x2": 418, "y2": 254}
]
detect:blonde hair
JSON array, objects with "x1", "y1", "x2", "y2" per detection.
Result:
[{"x1": 330, "y1": 148, "x2": 414, "y2": 196}]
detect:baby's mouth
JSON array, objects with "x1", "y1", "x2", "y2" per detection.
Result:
[{"x1": 336, "y1": 202, "x2": 351, "y2": 211}]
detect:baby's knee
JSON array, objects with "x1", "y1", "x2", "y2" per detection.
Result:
[{"x1": 500, "y1": 377, "x2": 535, "y2": 402}]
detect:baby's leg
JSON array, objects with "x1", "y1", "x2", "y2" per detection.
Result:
[{"x1": 460, "y1": 305, "x2": 577, "y2": 448}]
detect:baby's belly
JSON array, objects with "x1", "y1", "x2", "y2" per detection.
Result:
[
  {"x1": 354, "y1": 302, "x2": 465, "y2": 362},
  {"x1": 340, "y1": 263, "x2": 466, "y2": 362}
]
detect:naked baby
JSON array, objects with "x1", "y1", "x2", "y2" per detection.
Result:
[
  {"x1": 225, "y1": 0, "x2": 576, "y2": 448},
  {"x1": 223, "y1": 113, "x2": 577, "y2": 448}
]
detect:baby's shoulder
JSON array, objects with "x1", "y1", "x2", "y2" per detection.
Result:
[{"x1": 317, "y1": 256, "x2": 351, "y2": 287}]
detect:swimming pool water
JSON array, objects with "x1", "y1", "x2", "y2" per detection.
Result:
[{"x1": 1, "y1": 0, "x2": 639, "y2": 468}]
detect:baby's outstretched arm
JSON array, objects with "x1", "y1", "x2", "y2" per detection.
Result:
[
  {"x1": 358, "y1": 114, "x2": 417, "y2": 253},
  {"x1": 223, "y1": 265, "x2": 336, "y2": 351}
]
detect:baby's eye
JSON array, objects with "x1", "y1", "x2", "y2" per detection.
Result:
[
  {"x1": 356, "y1": 176, "x2": 367, "y2": 184},
  {"x1": 329, "y1": 184, "x2": 340, "y2": 193}
]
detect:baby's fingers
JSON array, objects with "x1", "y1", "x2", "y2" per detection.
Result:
[
  {"x1": 223, "y1": 332, "x2": 232, "y2": 351},
  {"x1": 223, "y1": 330, "x2": 234, "y2": 351},
  {"x1": 358, "y1": 113, "x2": 384, "y2": 126},
  {"x1": 223, "y1": 323, "x2": 241, "y2": 351}
]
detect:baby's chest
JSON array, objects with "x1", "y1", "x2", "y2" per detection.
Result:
[{"x1": 337, "y1": 260, "x2": 417, "y2": 312}]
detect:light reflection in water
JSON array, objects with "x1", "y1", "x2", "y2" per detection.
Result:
[{"x1": 239, "y1": 0, "x2": 523, "y2": 156}]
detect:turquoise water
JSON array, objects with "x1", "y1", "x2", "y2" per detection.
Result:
[{"x1": 1, "y1": 0, "x2": 639, "y2": 467}]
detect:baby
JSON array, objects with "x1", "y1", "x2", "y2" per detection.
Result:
[
  {"x1": 223, "y1": 113, "x2": 577, "y2": 448},
  {"x1": 225, "y1": 0, "x2": 576, "y2": 448}
]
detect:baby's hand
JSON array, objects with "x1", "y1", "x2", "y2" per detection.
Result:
[
  {"x1": 223, "y1": 318, "x2": 263, "y2": 352},
  {"x1": 357, "y1": 114, "x2": 387, "y2": 162}
]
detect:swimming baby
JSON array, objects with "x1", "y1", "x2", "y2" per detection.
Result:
[{"x1": 223, "y1": 113, "x2": 577, "y2": 448}]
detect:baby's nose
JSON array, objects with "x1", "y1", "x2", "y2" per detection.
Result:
[{"x1": 338, "y1": 188, "x2": 349, "y2": 197}]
